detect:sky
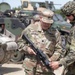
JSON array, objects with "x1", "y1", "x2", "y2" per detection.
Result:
[{"x1": 0, "y1": 0, "x2": 73, "y2": 9}]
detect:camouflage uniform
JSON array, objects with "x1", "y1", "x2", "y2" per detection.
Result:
[
  {"x1": 18, "y1": 9, "x2": 62, "y2": 75},
  {"x1": 22, "y1": 23, "x2": 62, "y2": 75},
  {"x1": 60, "y1": 1, "x2": 75, "y2": 75}
]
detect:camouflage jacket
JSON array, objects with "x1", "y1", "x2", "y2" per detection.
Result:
[
  {"x1": 59, "y1": 25, "x2": 75, "y2": 67},
  {"x1": 19, "y1": 22, "x2": 62, "y2": 61}
]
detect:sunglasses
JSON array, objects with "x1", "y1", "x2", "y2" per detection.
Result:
[{"x1": 66, "y1": 14, "x2": 71, "y2": 17}]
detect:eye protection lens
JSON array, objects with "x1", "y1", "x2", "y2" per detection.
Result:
[{"x1": 66, "y1": 14, "x2": 71, "y2": 17}]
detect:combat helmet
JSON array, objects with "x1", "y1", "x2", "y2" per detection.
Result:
[
  {"x1": 61, "y1": 1, "x2": 75, "y2": 15},
  {"x1": 41, "y1": 9, "x2": 54, "y2": 17},
  {"x1": 33, "y1": 14, "x2": 40, "y2": 21},
  {"x1": 40, "y1": 9, "x2": 54, "y2": 24}
]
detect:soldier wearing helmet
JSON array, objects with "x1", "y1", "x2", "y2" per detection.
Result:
[
  {"x1": 61, "y1": 1, "x2": 75, "y2": 15},
  {"x1": 61, "y1": 1, "x2": 75, "y2": 24},
  {"x1": 41, "y1": 9, "x2": 54, "y2": 18},
  {"x1": 32, "y1": 14, "x2": 40, "y2": 24},
  {"x1": 55, "y1": 1, "x2": 75, "y2": 75},
  {"x1": 18, "y1": 9, "x2": 63, "y2": 75}
]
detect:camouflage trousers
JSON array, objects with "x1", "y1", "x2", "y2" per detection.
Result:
[
  {"x1": 22, "y1": 55, "x2": 55, "y2": 75},
  {"x1": 65, "y1": 62, "x2": 75, "y2": 75}
]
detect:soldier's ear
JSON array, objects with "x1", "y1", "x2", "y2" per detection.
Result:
[{"x1": 74, "y1": 14, "x2": 75, "y2": 16}]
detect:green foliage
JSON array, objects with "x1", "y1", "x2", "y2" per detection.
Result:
[
  {"x1": 12, "y1": 6, "x2": 21, "y2": 10},
  {"x1": 55, "y1": 9, "x2": 65, "y2": 18}
]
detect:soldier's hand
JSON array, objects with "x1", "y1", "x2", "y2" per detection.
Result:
[
  {"x1": 50, "y1": 61, "x2": 60, "y2": 70},
  {"x1": 27, "y1": 47, "x2": 36, "y2": 55}
]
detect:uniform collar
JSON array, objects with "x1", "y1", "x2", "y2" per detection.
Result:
[{"x1": 37, "y1": 22, "x2": 42, "y2": 32}]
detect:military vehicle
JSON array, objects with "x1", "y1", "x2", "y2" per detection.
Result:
[
  {"x1": 17, "y1": 10, "x2": 32, "y2": 27},
  {"x1": 0, "y1": 2, "x2": 11, "y2": 12},
  {"x1": 0, "y1": 1, "x2": 27, "y2": 63},
  {"x1": 0, "y1": 1, "x2": 26, "y2": 39},
  {"x1": 0, "y1": 33, "x2": 18, "y2": 64},
  {"x1": 0, "y1": 22, "x2": 18, "y2": 63},
  {"x1": 0, "y1": 17, "x2": 26, "y2": 39},
  {"x1": 0, "y1": 17, "x2": 25, "y2": 61},
  {"x1": 17, "y1": 0, "x2": 48, "y2": 26}
]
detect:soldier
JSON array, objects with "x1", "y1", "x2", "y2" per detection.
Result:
[
  {"x1": 18, "y1": 9, "x2": 63, "y2": 75},
  {"x1": 32, "y1": 14, "x2": 40, "y2": 24},
  {"x1": 50, "y1": 1, "x2": 75, "y2": 75}
]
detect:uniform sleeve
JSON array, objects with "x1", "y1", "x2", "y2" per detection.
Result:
[
  {"x1": 50, "y1": 30, "x2": 63, "y2": 61},
  {"x1": 59, "y1": 28, "x2": 75, "y2": 67},
  {"x1": 17, "y1": 24, "x2": 33, "y2": 53}
]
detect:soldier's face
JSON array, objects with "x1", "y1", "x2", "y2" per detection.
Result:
[
  {"x1": 66, "y1": 14, "x2": 74, "y2": 21},
  {"x1": 41, "y1": 21, "x2": 51, "y2": 30}
]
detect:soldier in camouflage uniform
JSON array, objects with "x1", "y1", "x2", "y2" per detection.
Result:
[
  {"x1": 51, "y1": 1, "x2": 75, "y2": 75},
  {"x1": 32, "y1": 14, "x2": 40, "y2": 24},
  {"x1": 18, "y1": 9, "x2": 63, "y2": 75},
  {"x1": 33, "y1": 14, "x2": 40, "y2": 21}
]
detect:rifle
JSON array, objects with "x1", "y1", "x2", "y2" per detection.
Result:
[{"x1": 22, "y1": 34, "x2": 51, "y2": 70}]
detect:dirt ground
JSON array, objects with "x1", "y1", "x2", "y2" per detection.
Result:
[
  {"x1": 0, "y1": 63, "x2": 64, "y2": 75},
  {"x1": 0, "y1": 63, "x2": 25, "y2": 75}
]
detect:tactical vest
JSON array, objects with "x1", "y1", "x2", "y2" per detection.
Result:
[
  {"x1": 24, "y1": 23, "x2": 57, "y2": 57},
  {"x1": 41, "y1": 28, "x2": 57, "y2": 57}
]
